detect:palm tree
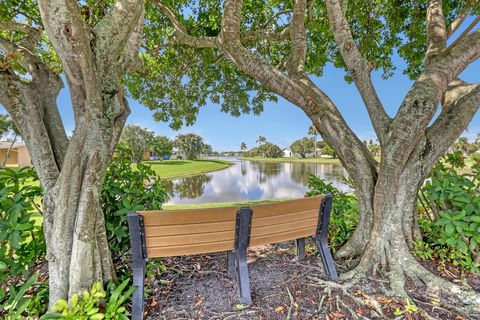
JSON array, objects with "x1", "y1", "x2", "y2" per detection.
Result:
[
  {"x1": 308, "y1": 124, "x2": 318, "y2": 157},
  {"x1": 240, "y1": 142, "x2": 247, "y2": 152},
  {"x1": 256, "y1": 136, "x2": 266, "y2": 146}
]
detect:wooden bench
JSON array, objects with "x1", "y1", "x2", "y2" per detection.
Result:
[{"x1": 127, "y1": 195, "x2": 338, "y2": 320}]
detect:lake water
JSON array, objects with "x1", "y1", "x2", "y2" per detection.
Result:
[{"x1": 164, "y1": 158, "x2": 351, "y2": 205}]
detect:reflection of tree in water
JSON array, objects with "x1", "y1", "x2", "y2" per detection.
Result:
[
  {"x1": 290, "y1": 163, "x2": 318, "y2": 185},
  {"x1": 250, "y1": 162, "x2": 281, "y2": 183},
  {"x1": 174, "y1": 174, "x2": 213, "y2": 199},
  {"x1": 240, "y1": 161, "x2": 247, "y2": 177},
  {"x1": 163, "y1": 180, "x2": 175, "y2": 201}
]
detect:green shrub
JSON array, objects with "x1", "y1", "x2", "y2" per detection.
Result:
[
  {"x1": 102, "y1": 146, "x2": 166, "y2": 254},
  {"x1": 0, "y1": 168, "x2": 46, "y2": 317},
  {"x1": 417, "y1": 152, "x2": 480, "y2": 272},
  {"x1": 471, "y1": 153, "x2": 480, "y2": 163},
  {"x1": 305, "y1": 176, "x2": 358, "y2": 251},
  {"x1": 41, "y1": 280, "x2": 135, "y2": 320}
]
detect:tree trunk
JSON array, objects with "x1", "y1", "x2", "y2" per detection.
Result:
[
  {"x1": 43, "y1": 117, "x2": 121, "y2": 300},
  {"x1": 1, "y1": 134, "x2": 17, "y2": 168}
]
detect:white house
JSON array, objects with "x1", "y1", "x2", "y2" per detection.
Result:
[{"x1": 282, "y1": 148, "x2": 292, "y2": 157}]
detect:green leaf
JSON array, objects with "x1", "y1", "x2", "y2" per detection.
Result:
[{"x1": 445, "y1": 223, "x2": 455, "y2": 235}]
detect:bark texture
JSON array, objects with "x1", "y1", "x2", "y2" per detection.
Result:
[
  {"x1": 1, "y1": 0, "x2": 144, "y2": 305},
  {"x1": 156, "y1": 0, "x2": 480, "y2": 312}
]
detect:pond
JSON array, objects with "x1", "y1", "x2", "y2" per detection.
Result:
[{"x1": 164, "y1": 158, "x2": 351, "y2": 205}]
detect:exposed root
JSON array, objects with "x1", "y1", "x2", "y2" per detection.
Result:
[{"x1": 308, "y1": 276, "x2": 385, "y2": 317}]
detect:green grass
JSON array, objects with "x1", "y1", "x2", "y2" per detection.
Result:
[
  {"x1": 240, "y1": 156, "x2": 341, "y2": 164},
  {"x1": 135, "y1": 159, "x2": 233, "y2": 179},
  {"x1": 163, "y1": 198, "x2": 292, "y2": 210}
]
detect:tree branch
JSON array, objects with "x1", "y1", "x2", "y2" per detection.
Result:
[
  {"x1": 94, "y1": 0, "x2": 145, "y2": 67},
  {"x1": 118, "y1": 7, "x2": 145, "y2": 73},
  {"x1": 0, "y1": 21, "x2": 42, "y2": 53},
  {"x1": 447, "y1": 7, "x2": 471, "y2": 39},
  {"x1": 152, "y1": 0, "x2": 219, "y2": 48},
  {"x1": 426, "y1": 0, "x2": 447, "y2": 62},
  {"x1": 422, "y1": 79, "x2": 480, "y2": 172},
  {"x1": 325, "y1": 0, "x2": 390, "y2": 145},
  {"x1": 287, "y1": 0, "x2": 307, "y2": 76},
  {"x1": 443, "y1": 16, "x2": 480, "y2": 55}
]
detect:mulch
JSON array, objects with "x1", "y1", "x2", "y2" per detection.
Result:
[{"x1": 140, "y1": 240, "x2": 480, "y2": 320}]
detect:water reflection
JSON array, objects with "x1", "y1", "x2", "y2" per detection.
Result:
[{"x1": 165, "y1": 158, "x2": 350, "y2": 205}]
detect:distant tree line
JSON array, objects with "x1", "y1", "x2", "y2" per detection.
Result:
[{"x1": 119, "y1": 125, "x2": 212, "y2": 162}]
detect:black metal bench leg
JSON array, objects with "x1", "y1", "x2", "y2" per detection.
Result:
[
  {"x1": 131, "y1": 263, "x2": 146, "y2": 320},
  {"x1": 128, "y1": 212, "x2": 147, "y2": 320},
  {"x1": 315, "y1": 195, "x2": 338, "y2": 281},
  {"x1": 227, "y1": 251, "x2": 236, "y2": 276},
  {"x1": 296, "y1": 238, "x2": 306, "y2": 260},
  {"x1": 235, "y1": 248, "x2": 251, "y2": 304},
  {"x1": 315, "y1": 237, "x2": 338, "y2": 280},
  {"x1": 234, "y1": 207, "x2": 253, "y2": 304}
]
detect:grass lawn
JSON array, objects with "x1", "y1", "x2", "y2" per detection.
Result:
[
  {"x1": 163, "y1": 198, "x2": 292, "y2": 210},
  {"x1": 136, "y1": 159, "x2": 233, "y2": 180},
  {"x1": 240, "y1": 156, "x2": 341, "y2": 165}
]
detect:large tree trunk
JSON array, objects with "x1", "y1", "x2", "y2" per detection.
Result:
[{"x1": 43, "y1": 108, "x2": 125, "y2": 299}]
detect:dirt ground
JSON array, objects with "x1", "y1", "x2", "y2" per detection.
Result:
[{"x1": 141, "y1": 240, "x2": 480, "y2": 320}]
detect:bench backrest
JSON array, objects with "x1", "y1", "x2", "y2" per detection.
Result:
[{"x1": 132, "y1": 195, "x2": 326, "y2": 259}]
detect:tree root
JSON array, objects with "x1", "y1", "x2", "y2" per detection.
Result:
[
  {"x1": 345, "y1": 250, "x2": 480, "y2": 319},
  {"x1": 308, "y1": 275, "x2": 385, "y2": 318}
]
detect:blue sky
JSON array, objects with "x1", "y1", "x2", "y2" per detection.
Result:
[{"x1": 1, "y1": 24, "x2": 480, "y2": 152}]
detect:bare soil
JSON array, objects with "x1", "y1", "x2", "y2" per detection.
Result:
[{"x1": 140, "y1": 240, "x2": 480, "y2": 320}]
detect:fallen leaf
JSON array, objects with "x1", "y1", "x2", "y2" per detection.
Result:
[
  {"x1": 235, "y1": 304, "x2": 248, "y2": 310},
  {"x1": 328, "y1": 311, "x2": 345, "y2": 318},
  {"x1": 275, "y1": 306, "x2": 285, "y2": 313},
  {"x1": 150, "y1": 299, "x2": 158, "y2": 308},
  {"x1": 194, "y1": 298, "x2": 204, "y2": 308},
  {"x1": 377, "y1": 296, "x2": 392, "y2": 304}
]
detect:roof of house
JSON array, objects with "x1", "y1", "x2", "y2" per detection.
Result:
[{"x1": 0, "y1": 141, "x2": 26, "y2": 149}]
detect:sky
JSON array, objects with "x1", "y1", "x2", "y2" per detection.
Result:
[{"x1": 1, "y1": 24, "x2": 480, "y2": 152}]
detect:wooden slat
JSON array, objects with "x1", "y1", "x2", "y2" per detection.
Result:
[
  {"x1": 250, "y1": 227, "x2": 316, "y2": 247},
  {"x1": 139, "y1": 206, "x2": 238, "y2": 226},
  {"x1": 251, "y1": 216, "x2": 318, "y2": 238},
  {"x1": 251, "y1": 209, "x2": 318, "y2": 228},
  {"x1": 147, "y1": 240, "x2": 234, "y2": 258},
  {"x1": 144, "y1": 220, "x2": 235, "y2": 237},
  {"x1": 146, "y1": 229, "x2": 235, "y2": 248},
  {"x1": 139, "y1": 196, "x2": 325, "y2": 258},
  {"x1": 249, "y1": 196, "x2": 324, "y2": 218}
]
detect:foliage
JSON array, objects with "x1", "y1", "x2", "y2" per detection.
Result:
[
  {"x1": 41, "y1": 280, "x2": 135, "y2": 320},
  {"x1": 258, "y1": 142, "x2": 283, "y2": 158},
  {"x1": 151, "y1": 135, "x2": 173, "y2": 159},
  {"x1": 174, "y1": 133, "x2": 207, "y2": 160},
  {"x1": 1, "y1": 272, "x2": 48, "y2": 320},
  {"x1": 102, "y1": 147, "x2": 166, "y2": 254},
  {"x1": 0, "y1": 168, "x2": 46, "y2": 318},
  {"x1": 119, "y1": 125, "x2": 155, "y2": 163},
  {"x1": 416, "y1": 152, "x2": 480, "y2": 272},
  {"x1": 256, "y1": 136, "x2": 267, "y2": 146},
  {"x1": 470, "y1": 153, "x2": 480, "y2": 163},
  {"x1": 452, "y1": 137, "x2": 479, "y2": 155},
  {"x1": 125, "y1": 1, "x2": 477, "y2": 130},
  {"x1": 290, "y1": 137, "x2": 315, "y2": 158},
  {"x1": 306, "y1": 176, "x2": 358, "y2": 250},
  {"x1": 0, "y1": 168, "x2": 44, "y2": 286},
  {"x1": 240, "y1": 142, "x2": 247, "y2": 152},
  {"x1": 367, "y1": 143, "x2": 381, "y2": 157},
  {"x1": 321, "y1": 144, "x2": 337, "y2": 158}
]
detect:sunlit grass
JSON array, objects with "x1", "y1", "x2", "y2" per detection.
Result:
[{"x1": 133, "y1": 159, "x2": 233, "y2": 180}]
